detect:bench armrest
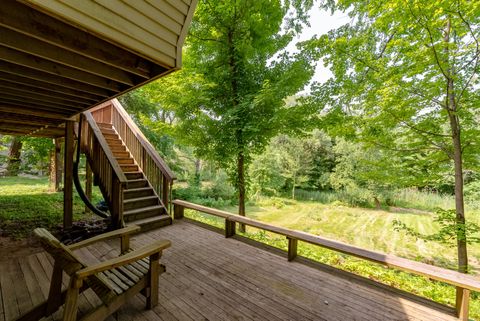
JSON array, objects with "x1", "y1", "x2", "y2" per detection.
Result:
[
  {"x1": 68, "y1": 225, "x2": 141, "y2": 251},
  {"x1": 75, "y1": 239, "x2": 171, "y2": 279}
]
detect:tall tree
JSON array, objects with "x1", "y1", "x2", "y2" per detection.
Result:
[
  {"x1": 306, "y1": 0, "x2": 480, "y2": 272},
  {"x1": 170, "y1": 0, "x2": 314, "y2": 229}
]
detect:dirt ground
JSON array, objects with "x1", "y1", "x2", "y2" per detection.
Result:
[{"x1": 0, "y1": 236, "x2": 43, "y2": 261}]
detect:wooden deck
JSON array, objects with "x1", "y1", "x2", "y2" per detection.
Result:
[{"x1": 0, "y1": 220, "x2": 459, "y2": 321}]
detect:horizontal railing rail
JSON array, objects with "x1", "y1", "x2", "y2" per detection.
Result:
[
  {"x1": 172, "y1": 199, "x2": 479, "y2": 320},
  {"x1": 81, "y1": 111, "x2": 127, "y2": 227}
]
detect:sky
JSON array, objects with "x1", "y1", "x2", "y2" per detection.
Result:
[{"x1": 286, "y1": 6, "x2": 351, "y2": 85}]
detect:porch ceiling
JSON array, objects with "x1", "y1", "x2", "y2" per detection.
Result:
[{"x1": 0, "y1": 0, "x2": 197, "y2": 138}]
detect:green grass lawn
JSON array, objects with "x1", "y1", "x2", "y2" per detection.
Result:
[
  {"x1": 235, "y1": 198, "x2": 480, "y2": 271},
  {"x1": 0, "y1": 176, "x2": 103, "y2": 238}
]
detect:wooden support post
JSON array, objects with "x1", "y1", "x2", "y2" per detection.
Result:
[
  {"x1": 63, "y1": 120, "x2": 74, "y2": 229},
  {"x1": 120, "y1": 234, "x2": 130, "y2": 254},
  {"x1": 225, "y1": 219, "x2": 236, "y2": 238},
  {"x1": 287, "y1": 237, "x2": 298, "y2": 261},
  {"x1": 111, "y1": 178, "x2": 124, "y2": 229},
  {"x1": 147, "y1": 252, "x2": 160, "y2": 309},
  {"x1": 456, "y1": 286, "x2": 470, "y2": 320},
  {"x1": 174, "y1": 204, "x2": 184, "y2": 220},
  {"x1": 85, "y1": 161, "x2": 92, "y2": 214},
  {"x1": 162, "y1": 177, "x2": 169, "y2": 213}
]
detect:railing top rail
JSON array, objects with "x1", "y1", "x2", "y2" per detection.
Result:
[
  {"x1": 111, "y1": 98, "x2": 176, "y2": 182},
  {"x1": 172, "y1": 199, "x2": 480, "y2": 293},
  {"x1": 83, "y1": 111, "x2": 128, "y2": 184}
]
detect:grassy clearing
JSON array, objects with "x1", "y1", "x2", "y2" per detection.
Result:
[
  {"x1": 185, "y1": 194, "x2": 480, "y2": 320},
  {"x1": 0, "y1": 176, "x2": 103, "y2": 238}
]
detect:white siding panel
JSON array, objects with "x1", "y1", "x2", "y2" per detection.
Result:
[
  {"x1": 23, "y1": 0, "x2": 196, "y2": 68},
  {"x1": 121, "y1": 0, "x2": 182, "y2": 34},
  {"x1": 165, "y1": 0, "x2": 189, "y2": 15},
  {"x1": 145, "y1": 0, "x2": 186, "y2": 24},
  {"x1": 95, "y1": 0, "x2": 178, "y2": 46}
]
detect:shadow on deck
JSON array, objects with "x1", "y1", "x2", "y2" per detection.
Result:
[{"x1": 0, "y1": 220, "x2": 458, "y2": 321}]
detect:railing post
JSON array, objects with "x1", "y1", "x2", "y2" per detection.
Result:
[
  {"x1": 225, "y1": 219, "x2": 236, "y2": 238},
  {"x1": 174, "y1": 203, "x2": 184, "y2": 220},
  {"x1": 162, "y1": 176, "x2": 169, "y2": 212},
  {"x1": 287, "y1": 237, "x2": 298, "y2": 261},
  {"x1": 111, "y1": 178, "x2": 124, "y2": 229},
  {"x1": 456, "y1": 286, "x2": 470, "y2": 320},
  {"x1": 63, "y1": 120, "x2": 75, "y2": 229}
]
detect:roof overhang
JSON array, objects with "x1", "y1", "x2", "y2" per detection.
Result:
[{"x1": 0, "y1": 0, "x2": 197, "y2": 138}]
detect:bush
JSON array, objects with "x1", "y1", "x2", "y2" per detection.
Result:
[
  {"x1": 465, "y1": 181, "x2": 480, "y2": 206},
  {"x1": 203, "y1": 171, "x2": 235, "y2": 200}
]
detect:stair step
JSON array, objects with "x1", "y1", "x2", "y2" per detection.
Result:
[
  {"x1": 121, "y1": 164, "x2": 139, "y2": 172},
  {"x1": 124, "y1": 205, "x2": 166, "y2": 222},
  {"x1": 103, "y1": 133, "x2": 119, "y2": 139},
  {"x1": 100, "y1": 127, "x2": 116, "y2": 134},
  {"x1": 97, "y1": 123, "x2": 113, "y2": 129},
  {"x1": 124, "y1": 172, "x2": 143, "y2": 180},
  {"x1": 116, "y1": 157, "x2": 134, "y2": 165},
  {"x1": 113, "y1": 151, "x2": 130, "y2": 158},
  {"x1": 124, "y1": 187, "x2": 154, "y2": 199},
  {"x1": 127, "y1": 215, "x2": 172, "y2": 232},
  {"x1": 109, "y1": 145, "x2": 127, "y2": 152},
  {"x1": 124, "y1": 196, "x2": 159, "y2": 210},
  {"x1": 105, "y1": 138, "x2": 123, "y2": 145},
  {"x1": 126, "y1": 179, "x2": 148, "y2": 189}
]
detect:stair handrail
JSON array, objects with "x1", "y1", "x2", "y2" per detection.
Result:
[
  {"x1": 81, "y1": 110, "x2": 128, "y2": 227},
  {"x1": 111, "y1": 98, "x2": 176, "y2": 182}
]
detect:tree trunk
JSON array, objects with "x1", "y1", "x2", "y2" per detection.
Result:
[
  {"x1": 443, "y1": 18, "x2": 468, "y2": 273},
  {"x1": 6, "y1": 136, "x2": 22, "y2": 176},
  {"x1": 448, "y1": 95, "x2": 468, "y2": 273},
  {"x1": 194, "y1": 159, "x2": 201, "y2": 184},
  {"x1": 292, "y1": 174, "x2": 296, "y2": 200},
  {"x1": 238, "y1": 151, "x2": 246, "y2": 232}
]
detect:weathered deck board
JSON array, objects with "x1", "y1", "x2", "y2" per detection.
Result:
[{"x1": 0, "y1": 220, "x2": 459, "y2": 321}]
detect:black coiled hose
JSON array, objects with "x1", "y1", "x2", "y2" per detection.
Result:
[{"x1": 73, "y1": 116, "x2": 110, "y2": 219}]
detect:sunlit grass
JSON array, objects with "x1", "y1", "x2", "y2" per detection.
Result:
[{"x1": 0, "y1": 176, "x2": 103, "y2": 238}]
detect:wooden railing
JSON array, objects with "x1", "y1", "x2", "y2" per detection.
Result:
[
  {"x1": 173, "y1": 199, "x2": 480, "y2": 321},
  {"x1": 80, "y1": 111, "x2": 128, "y2": 228},
  {"x1": 89, "y1": 99, "x2": 176, "y2": 214}
]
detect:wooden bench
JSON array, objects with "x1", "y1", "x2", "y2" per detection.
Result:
[
  {"x1": 16, "y1": 225, "x2": 170, "y2": 321},
  {"x1": 173, "y1": 199, "x2": 480, "y2": 321}
]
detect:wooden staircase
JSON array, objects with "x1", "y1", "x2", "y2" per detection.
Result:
[
  {"x1": 97, "y1": 123, "x2": 171, "y2": 230},
  {"x1": 80, "y1": 99, "x2": 175, "y2": 231}
]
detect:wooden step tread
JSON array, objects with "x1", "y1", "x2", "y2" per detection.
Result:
[
  {"x1": 126, "y1": 178, "x2": 147, "y2": 183},
  {"x1": 124, "y1": 195, "x2": 158, "y2": 204},
  {"x1": 128, "y1": 215, "x2": 172, "y2": 227},
  {"x1": 124, "y1": 187, "x2": 151, "y2": 193},
  {"x1": 124, "y1": 205, "x2": 164, "y2": 215}
]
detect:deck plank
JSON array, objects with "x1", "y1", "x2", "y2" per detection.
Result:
[
  {"x1": 0, "y1": 220, "x2": 461, "y2": 321},
  {"x1": 0, "y1": 261, "x2": 20, "y2": 320}
]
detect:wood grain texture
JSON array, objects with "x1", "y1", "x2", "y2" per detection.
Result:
[
  {"x1": 173, "y1": 199, "x2": 480, "y2": 293},
  {"x1": 0, "y1": 221, "x2": 461, "y2": 321}
]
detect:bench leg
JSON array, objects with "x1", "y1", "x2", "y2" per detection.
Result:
[
  {"x1": 147, "y1": 252, "x2": 160, "y2": 309},
  {"x1": 63, "y1": 278, "x2": 82, "y2": 321}
]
